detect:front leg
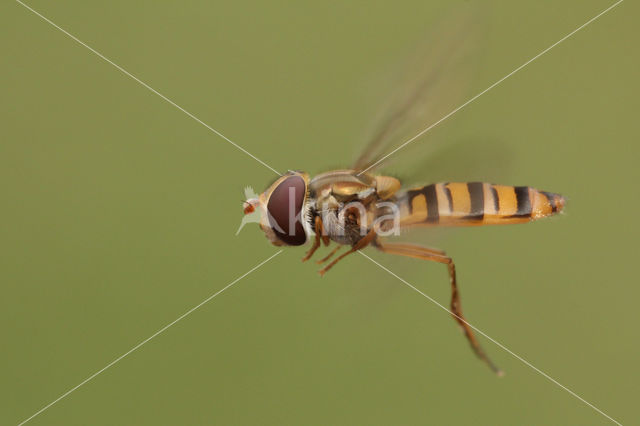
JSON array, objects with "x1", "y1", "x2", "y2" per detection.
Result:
[{"x1": 302, "y1": 216, "x2": 324, "y2": 262}]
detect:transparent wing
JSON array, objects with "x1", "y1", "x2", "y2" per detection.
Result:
[{"x1": 352, "y1": 9, "x2": 483, "y2": 176}]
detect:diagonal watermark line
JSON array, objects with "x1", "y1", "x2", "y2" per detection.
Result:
[
  {"x1": 13, "y1": 0, "x2": 623, "y2": 424},
  {"x1": 17, "y1": 250, "x2": 283, "y2": 426},
  {"x1": 358, "y1": 251, "x2": 622, "y2": 425},
  {"x1": 358, "y1": 0, "x2": 624, "y2": 175},
  {"x1": 15, "y1": 0, "x2": 282, "y2": 176}
]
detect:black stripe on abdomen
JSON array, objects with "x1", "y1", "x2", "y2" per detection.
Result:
[
  {"x1": 443, "y1": 184, "x2": 453, "y2": 213},
  {"x1": 541, "y1": 191, "x2": 557, "y2": 212},
  {"x1": 424, "y1": 184, "x2": 439, "y2": 223},
  {"x1": 466, "y1": 182, "x2": 484, "y2": 220},
  {"x1": 490, "y1": 185, "x2": 499, "y2": 213},
  {"x1": 513, "y1": 186, "x2": 532, "y2": 218}
]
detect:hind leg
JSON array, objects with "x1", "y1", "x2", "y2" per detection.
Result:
[{"x1": 375, "y1": 241, "x2": 502, "y2": 375}]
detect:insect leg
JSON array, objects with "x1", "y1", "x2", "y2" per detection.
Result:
[
  {"x1": 318, "y1": 229, "x2": 377, "y2": 276},
  {"x1": 316, "y1": 214, "x2": 331, "y2": 246},
  {"x1": 374, "y1": 242, "x2": 446, "y2": 256},
  {"x1": 302, "y1": 217, "x2": 323, "y2": 262},
  {"x1": 316, "y1": 245, "x2": 342, "y2": 265},
  {"x1": 375, "y1": 241, "x2": 503, "y2": 376}
]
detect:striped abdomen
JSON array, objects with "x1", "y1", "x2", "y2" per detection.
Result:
[{"x1": 398, "y1": 182, "x2": 565, "y2": 227}]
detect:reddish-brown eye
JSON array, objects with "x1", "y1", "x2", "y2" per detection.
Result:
[{"x1": 267, "y1": 175, "x2": 307, "y2": 246}]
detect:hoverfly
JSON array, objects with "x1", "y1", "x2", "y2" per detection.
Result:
[{"x1": 241, "y1": 16, "x2": 565, "y2": 375}]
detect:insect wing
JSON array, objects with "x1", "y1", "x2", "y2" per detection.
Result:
[{"x1": 352, "y1": 9, "x2": 482, "y2": 175}]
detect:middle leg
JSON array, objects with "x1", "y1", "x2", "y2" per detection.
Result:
[{"x1": 302, "y1": 216, "x2": 325, "y2": 262}]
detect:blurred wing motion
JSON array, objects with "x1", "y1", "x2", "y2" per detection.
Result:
[{"x1": 352, "y1": 10, "x2": 482, "y2": 175}]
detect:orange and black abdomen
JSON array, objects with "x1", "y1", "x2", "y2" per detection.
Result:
[{"x1": 398, "y1": 182, "x2": 565, "y2": 227}]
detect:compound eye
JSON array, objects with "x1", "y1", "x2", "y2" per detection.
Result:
[{"x1": 266, "y1": 175, "x2": 307, "y2": 246}]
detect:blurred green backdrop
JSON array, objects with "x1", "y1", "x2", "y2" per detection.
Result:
[{"x1": 1, "y1": 1, "x2": 638, "y2": 425}]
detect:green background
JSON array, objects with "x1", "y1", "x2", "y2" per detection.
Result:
[{"x1": 1, "y1": 1, "x2": 638, "y2": 424}]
